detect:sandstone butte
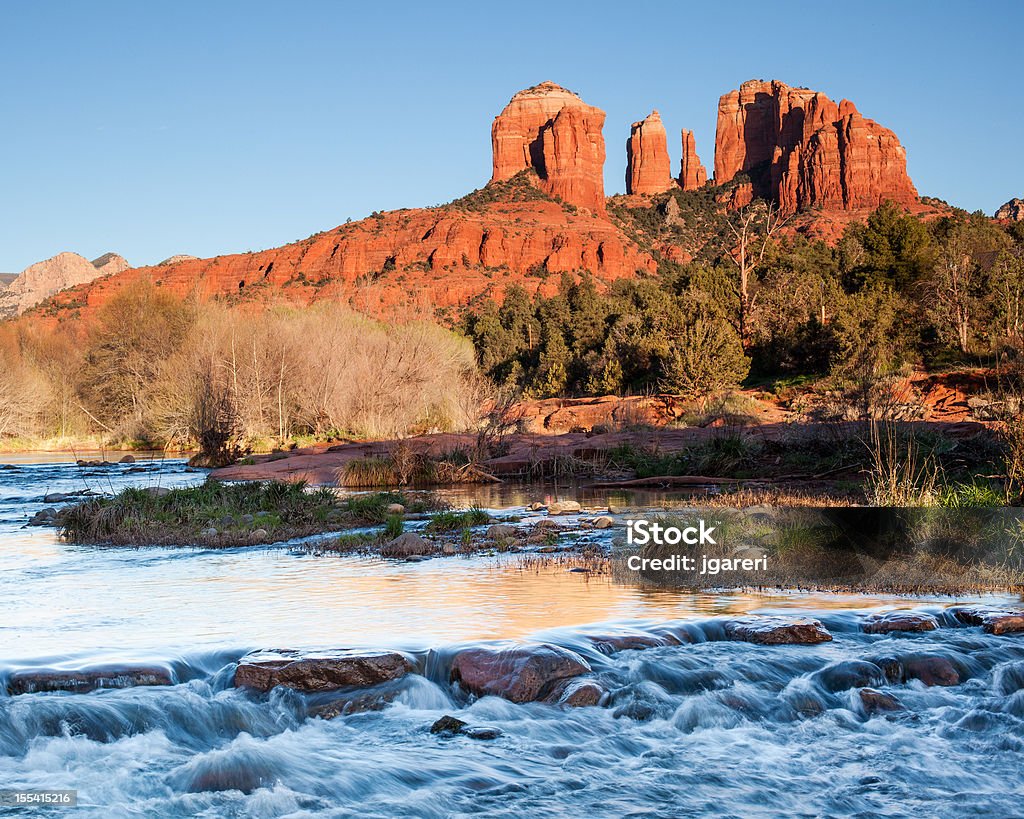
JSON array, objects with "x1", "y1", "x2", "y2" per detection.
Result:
[
  {"x1": 490, "y1": 81, "x2": 607, "y2": 215},
  {"x1": 32, "y1": 78, "x2": 931, "y2": 323},
  {"x1": 626, "y1": 111, "x2": 675, "y2": 195},
  {"x1": 626, "y1": 113, "x2": 707, "y2": 195},
  {"x1": 679, "y1": 129, "x2": 708, "y2": 191},
  {"x1": 713, "y1": 79, "x2": 919, "y2": 215}
]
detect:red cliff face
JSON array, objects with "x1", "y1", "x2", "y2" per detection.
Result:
[
  {"x1": 714, "y1": 79, "x2": 918, "y2": 213},
  {"x1": 491, "y1": 82, "x2": 606, "y2": 214},
  {"x1": 41, "y1": 201, "x2": 656, "y2": 320},
  {"x1": 626, "y1": 111, "x2": 675, "y2": 195},
  {"x1": 678, "y1": 129, "x2": 708, "y2": 191}
]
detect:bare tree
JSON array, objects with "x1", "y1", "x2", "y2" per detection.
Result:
[
  {"x1": 931, "y1": 227, "x2": 979, "y2": 353},
  {"x1": 726, "y1": 201, "x2": 790, "y2": 349}
]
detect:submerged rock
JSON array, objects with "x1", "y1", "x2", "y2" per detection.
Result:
[
  {"x1": 861, "y1": 611, "x2": 939, "y2": 634},
  {"x1": 311, "y1": 683, "x2": 404, "y2": 718},
  {"x1": 858, "y1": 687, "x2": 905, "y2": 714},
  {"x1": 812, "y1": 660, "x2": 886, "y2": 693},
  {"x1": 587, "y1": 632, "x2": 670, "y2": 654},
  {"x1": 7, "y1": 664, "x2": 174, "y2": 695},
  {"x1": 234, "y1": 649, "x2": 414, "y2": 693},
  {"x1": 948, "y1": 605, "x2": 1024, "y2": 635},
  {"x1": 723, "y1": 616, "x2": 833, "y2": 645},
  {"x1": 871, "y1": 653, "x2": 962, "y2": 687},
  {"x1": 450, "y1": 643, "x2": 591, "y2": 703}
]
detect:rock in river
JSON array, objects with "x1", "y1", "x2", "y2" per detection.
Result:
[
  {"x1": 233, "y1": 648, "x2": 414, "y2": 692},
  {"x1": 870, "y1": 652, "x2": 963, "y2": 687},
  {"x1": 381, "y1": 532, "x2": 434, "y2": 558},
  {"x1": 722, "y1": 615, "x2": 833, "y2": 645},
  {"x1": 948, "y1": 605, "x2": 1024, "y2": 635},
  {"x1": 547, "y1": 501, "x2": 582, "y2": 515},
  {"x1": 8, "y1": 664, "x2": 174, "y2": 695},
  {"x1": 450, "y1": 643, "x2": 591, "y2": 703},
  {"x1": 861, "y1": 610, "x2": 939, "y2": 634},
  {"x1": 857, "y1": 687, "x2": 905, "y2": 714}
]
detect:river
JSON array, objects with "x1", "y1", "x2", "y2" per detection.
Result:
[{"x1": 1, "y1": 455, "x2": 1023, "y2": 817}]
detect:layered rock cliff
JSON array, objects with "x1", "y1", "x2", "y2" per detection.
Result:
[
  {"x1": 678, "y1": 129, "x2": 708, "y2": 191},
  {"x1": 714, "y1": 79, "x2": 918, "y2": 213},
  {"x1": 0, "y1": 251, "x2": 128, "y2": 317},
  {"x1": 626, "y1": 111, "x2": 675, "y2": 195},
  {"x1": 41, "y1": 200, "x2": 655, "y2": 319},
  {"x1": 491, "y1": 82, "x2": 606, "y2": 213}
]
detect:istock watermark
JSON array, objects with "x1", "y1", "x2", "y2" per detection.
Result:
[
  {"x1": 618, "y1": 516, "x2": 769, "y2": 579},
  {"x1": 626, "y1": 519, "x2": 718, "y2": 547}
]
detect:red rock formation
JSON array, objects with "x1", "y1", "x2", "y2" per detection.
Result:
[
  {"x1": 491, "y1": 82, "x2": 606, "y2": 213},
  {"x1": 714, "y1": 79, "x2": 918, "y2": 214},
  {"x1": 41, "y1": 200, "x2": 656, "y2": 320},
  {"x1": 678, "y1": 129, "x2": 707, "y2": 190},
  {"x1": 626, "y1": 111, "x2": 675, "y2": 195}
]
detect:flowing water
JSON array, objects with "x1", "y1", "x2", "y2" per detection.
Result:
[{"x1": 1, "y1": 456, "x2": 1023, "y2": 817}]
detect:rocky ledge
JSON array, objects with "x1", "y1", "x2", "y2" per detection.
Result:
[
  {"x1": 6, "y1": 664, "x2": 175, "y2": 695},
  {"x1": 722, "y1": 615, "x2": 833, "y2": 645},
  {"x1": 233, "y1": 649, "x2": 414, "y2": 693}
]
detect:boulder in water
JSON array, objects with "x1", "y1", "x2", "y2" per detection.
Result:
[
  {"x1": 948, "y1": 605, "x2": 1024, "y2": 635},
  {"x1": 857, "y1": 687, "x2": 905, "y2": 714},
  {"x1": 486, "y1": 523, "x2": 517, "y2": 540},
  {"x1": 722, "y1": 616, "x2": 833, "y2": 645},
  {"x1": 812, "y1": 660, "x2": 886, "y2": 693},
  {"x1": 871, "y1": 653, "x2": 962, "y2": 687},
  {"x1": 547, "y1": 501, "x2": 582, "y2": 515},
  {"x1": 555, "y1": 678, "x2": 606, "y2": 707},
  {"x1": 430, "y1": 715, "x2": 468, "y2": 735},
  {"x1": 429, "y1": 714, "x2": 502, "y2": 739},
  {"x1": 861, "y1": 610, "x2": 938, "y2": 634},
  {"x1": 234, "y1": 648, "x2": 414, "y2": 692},
  {"x1": 7, "y1": 664, "x2": 174, "y2": 695},
  {"x1": 381, "y1": 532, "x2": 434, "y2": 558},
  {"x1": 450, "y1": 643, "x2": 591, "y2": 703}
]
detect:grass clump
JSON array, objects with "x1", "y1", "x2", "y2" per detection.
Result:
[
  {"x1": 59, "y1": 481, "x2": 439, "y2": 546},
  {"x1": 426, "y1": 506, "x2": 490, "y2": 533},
  {"x1": 340, "y1": 458, "x2": 400, "y2": 487}
]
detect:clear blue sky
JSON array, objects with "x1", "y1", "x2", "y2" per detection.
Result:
[{"x1": 1, "y1": 0, "x2": 1020, "y2": 272}]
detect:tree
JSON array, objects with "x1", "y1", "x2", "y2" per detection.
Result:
[
  {"x1": 990, "y1": 245, "x2": 1024, "y2": 347},
  {"x1": 843, "y1": 200, "x2": 934, "y2": 293},
  {"x1": 929, "y1": 223, "x2": 982, "y2": 353},
  {"x1": 726, "y1": 201, "x2": 789, "y2": 348},
  {"x1": 659, "y1": 299, "x2": 750, "y2": 395},
  {"x1": 80, "y1": 280, "x2": 195, "y2": 437}
]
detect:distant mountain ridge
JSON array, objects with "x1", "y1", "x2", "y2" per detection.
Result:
[{"x1": 0, "y1": 251, "x2": 129, "y2": 318}]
